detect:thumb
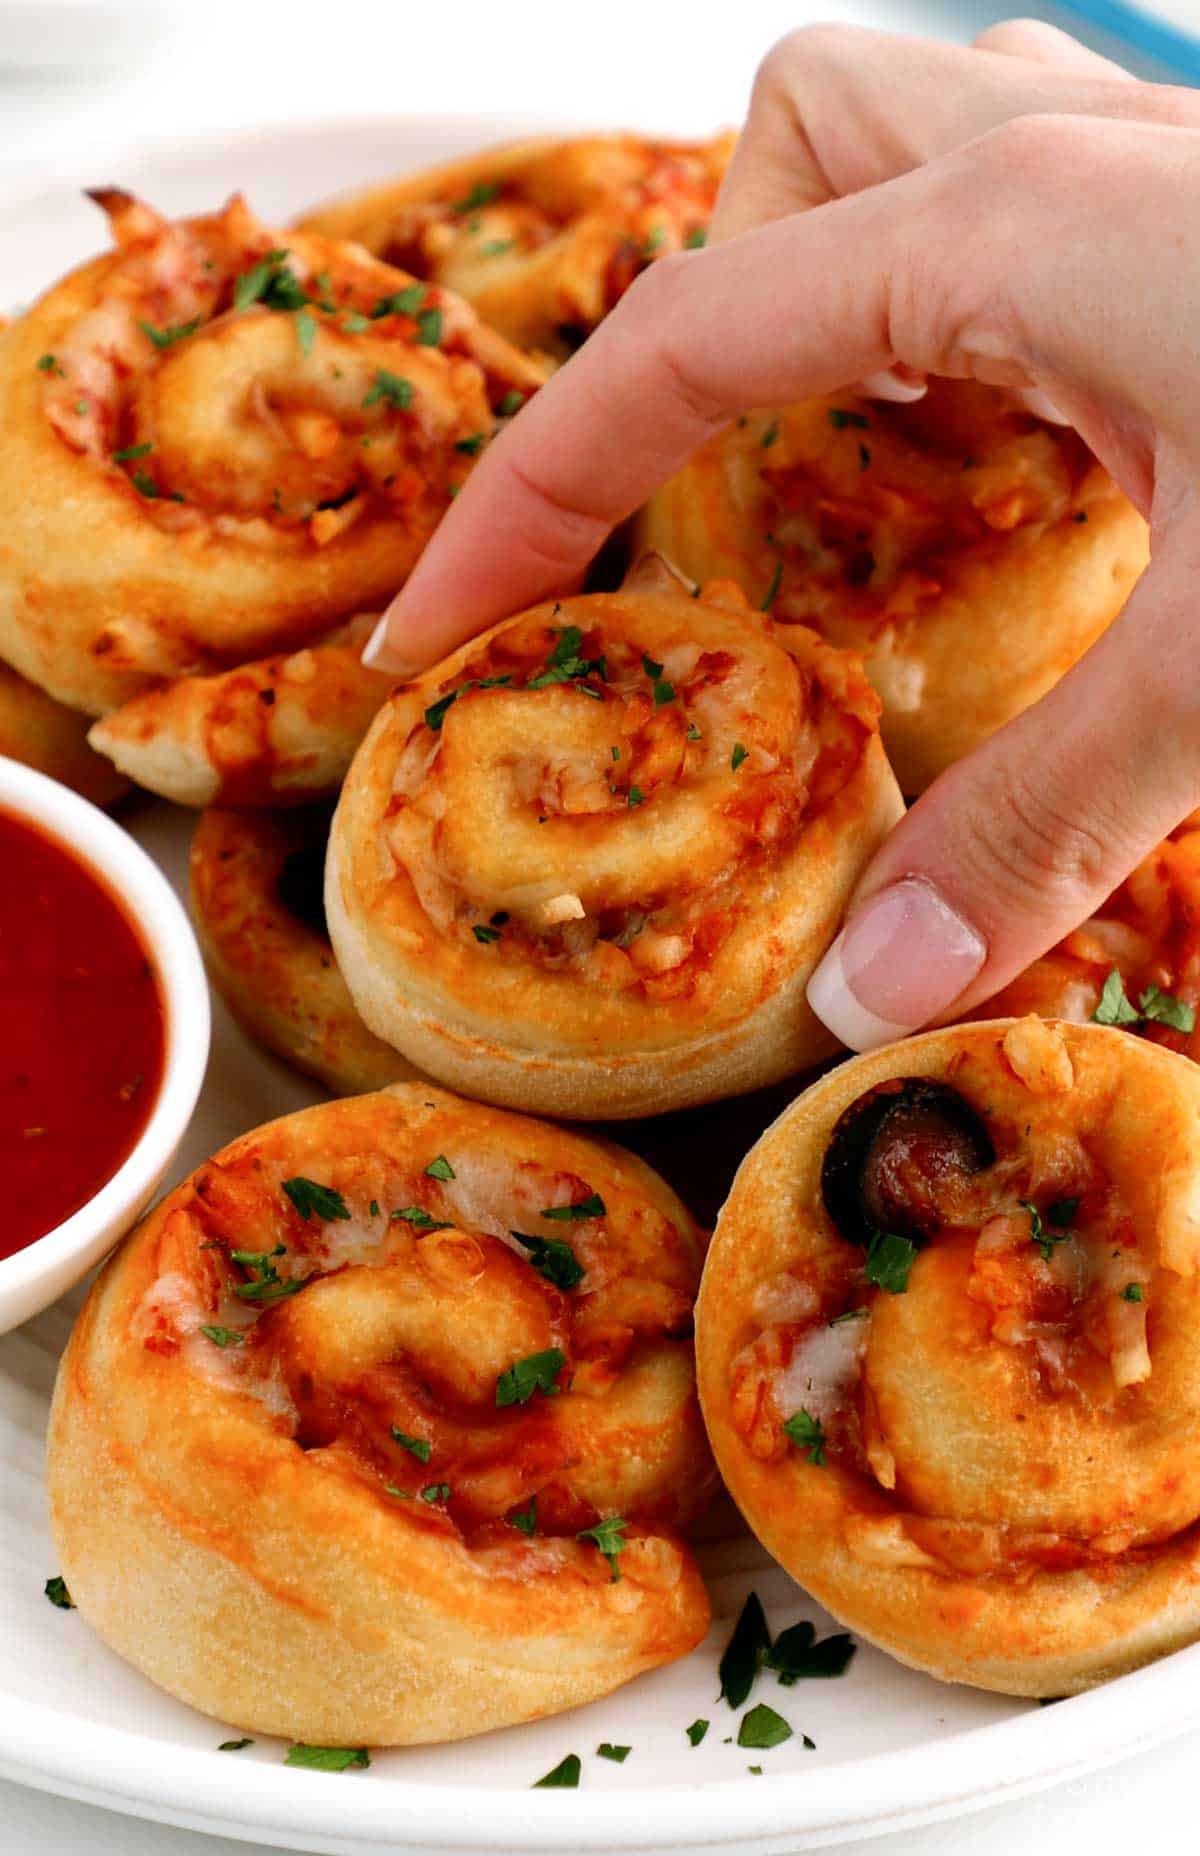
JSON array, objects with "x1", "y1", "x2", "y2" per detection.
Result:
[{"x1": 807, "y1": 498, "x2": 1200, "y2": 1050}]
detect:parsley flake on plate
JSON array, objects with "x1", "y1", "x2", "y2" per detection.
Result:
[
  {"x1": 598, "y1": 1743, "x2": 631, "y2": 1763},
  {"x1": 766, "y1": 1620, "x2": 857, "y2": 1682},
  {"x1": 737, "y1": 1704, "x2": 793, "y2": 1750},
  {"x1": 719, "y1": 1591, "x2": 771, "y2": 1708},
  {"x1": 686, "y1": 1718, "x2": 709, "y2": 1746},
  {"x1": 44, "y1": 1575, "x2": 73, "y2": 1609},
  {"x1": 218, "y1": 1738, "x2": 253, "y2": 1752},
  {"x1": 284, "y1": 1744, "x2": 370, "y2": 1772},
  {"x1": 533, "y1": 1752, "x2": 580, "y2": 1789}
]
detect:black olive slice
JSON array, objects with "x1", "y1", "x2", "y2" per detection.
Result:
[{"x1": 821, "y1": 1078, "x2": 995, "y2": 1249}]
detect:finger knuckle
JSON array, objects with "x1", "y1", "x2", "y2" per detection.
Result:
[
  {"x1": 972, "y1": 111, "x2": 1101, "y2": 195},
  {"x1": 753, "y1": 22, "x2": 863, "y2": 101},
  {"x1": 960, "y1": 762, "x2": 1117, "y2": 915}
]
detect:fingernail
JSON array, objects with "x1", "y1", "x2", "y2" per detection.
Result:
[
  {"x1": 1014, "y1": 385, "x2": 1070, "y2": 425},
  {"x1": 857, "y1": 367, "x2": 928, "y2": 405},
  {"x1": 807, "y1": 877, "x2": 986, "y2": 1051},
  {"x1": 361, "y1": 610, "x2": 420, "y2": 676}
]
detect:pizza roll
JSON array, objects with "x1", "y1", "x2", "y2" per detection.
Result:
[
  {"x1": 326, "y1": 557, "x2": 904, "y2": 1119},
  {"x1": 190, "y1": 804, "x2": 417, "y2": 1095},
  {"x1": 89, "y1": 615, "x2": 393, "y2": 807},
  {"x1": 984, "y1": 816, "x2": 1200, "y2": 1062},
  {"x1": 0, "y1": 659, "x2": 128, "y2": 806},
  {"x1": 637, "y1": 381, "x2": 1149, "y2": 793},
  {"x1": 698, "y1": 1016, "x2": 1200, "y2": 1695},
  {"x1": 0, "y1": 188, "x2": 543, "y2": 717},
  {"x1": 296, "y1": 132, "x2": 734, "y2": 362},
  {"x1": 48, "y1": 1085, "x2": 714, "y2": 1744}
]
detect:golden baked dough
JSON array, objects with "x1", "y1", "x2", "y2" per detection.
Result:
[
  {"x1": 637, "y1": 381, "x2": 1149, "y2": 793},
  {"x1": 89, "y1": 614, "x2": 393, "y2": 807},
  {"x1": 190, "y1": 805, "x2": 417, "y2": 1095},
  {"x1": 297, "y1": 132, "x2": 734, "y2": 362},
  {"x1": 0, "y1": 659, "x2": 127, "y2": 806},
  {"x1": 0, "y1": 189, "x2": 543, "y2": 717},
  {"x1": 985, "y1": 817, "x2": 1200, "y2": 1062},
  {"x1": 698, "y1": 1016, "x2": 1200, "y2": 1696},
  {"x1": 326, "y1": 558, "x2": 904, "y2": 1119},
  {"x1": 48, "y1": 1084, "x2": 714, "y2": 1744}
]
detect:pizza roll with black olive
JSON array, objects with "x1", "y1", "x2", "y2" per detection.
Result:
[
  {"x1": 984, "y1": 816, "x2": 1200, "y2": 1061},
  {"x1": 90, "y1": 615, "x2": 393, "y2": 808},
  {"x1": 326, "y1": 557, "x2": 904, "y2": 1119},
  {"x1": 0, "y1": 188, "x2": 543, "y2": 719},
  {"x1": 48, "y1": 1085, "x2": 714, "y2": 1745},
  {"x1": 297, "y1": 132, "x2": 734, "y2": 364},
  {"x1": 190, "y1": 805, "x2": 418, "y2": 1095},
  {"x1": 637, "y1": 381, "x2": 1148, "y2": 793},
  {"x1": 698, "y1": 1016, "x2": 1200, "y2": 1695}
]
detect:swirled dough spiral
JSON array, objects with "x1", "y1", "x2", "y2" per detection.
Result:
[
  {"x1": 0, "y1": 189, "x2": 543, "y2": 718},
  {"x1": 47, "y1": 1084, "x2": 714, "y2": 1744},
  {"x1": 637, "y1": 381, "x2": 1149, "y2": 793},
  {"x1": 698, "y1": 1017, "x2": 1200, "y2": 1695},
  {"x1": 296, "y1": 132, "x2": 734, "y2": 362},
  {"x1": 190, "y1": 804, "x2": 417, "y2": 1095},
  {"x1": 326, "y1": 558, "x2": 904, "y2": 1119}
]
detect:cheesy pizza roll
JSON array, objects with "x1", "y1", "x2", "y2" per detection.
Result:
[
  {"x1": 698, "y1": 1016, "x2": 1200, "y2": 1696},
  {"x1": 984, "y1": 816, "x2": 1200, "y2": 1063},
  {"x1": 297, "y1": 132, "x2": 734, "y2": 363},
  {"x1": 0, "y1": 659, "x2": 128, "y2": 806},
  {"x1": 47, "y1": 1085, "x2": 714, "y2": 1744},
  {"x1": 637, "y1": 381, "x2": 1148, "y2": 793},
  {"x1": 89, "y1": 615, "x2": 394, "y2": 808},
  {"x1": 326, "y1": 558, "x2": 904, "y2": 1119},
  {"x1": 0, "y1": 188, "x2": 542, "y2": 716},
  {"x1": 190, "y1": 804, "x2": 417, "y2": 1095}
]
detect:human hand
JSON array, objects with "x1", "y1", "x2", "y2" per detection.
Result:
[{"x1": 363, "y1": 20, "x2": 1200, "y2": 1048}]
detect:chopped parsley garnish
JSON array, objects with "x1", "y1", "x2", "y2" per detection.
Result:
[
  {"x1": 130, "y1": 469, "x2": 183, "y2": 502},
  {"x1": 642, "y1": 225, "x2": 667, "y2": 256},
  {"x1": 36, "y1": 353, "x2": 64, "y2": 374},
  {"x1": 452, "y1": 180, "x2": 501, "y2": 215},
  {"x1": 391, "y1": 1206, "x2": 452, "y2": 1229},
  {"x1": 138, "y1": 317, "x2": 201, "y2": 349},
  {"x1": 686, "y1": 721, "x2": 702, "y2": 741},
  {"x1": 830, "y1": 1307, "x2": 868, "y2": 1326},
  {"x1": 369, "y1": 1200, "x2": 380, "y2": 1218},
  {"x1": 627, "y1": 786, "x2": 645, "y2": 807},
  {"x1": 200, "y1": 1325, "x2": 244, "y2": 1348},
  {"x1": 1139, "y1": 983, "x2": 1196, "y2": 1033},
  {"x1": 424, "y1": 673, "x2": 513, "y2": 730},
  {"x1": 865, "y1": 1229, "x2": 917, "y2": 1293},
  {"x1": 598, "y1": 1743, "x2": 631, "y2": 1762},
  {"x1": 362, "y1": 368, "x2": 414, "y2": 410},
  {"x1": 283, "y1": 1176, "x2": 350, "y2": 1222},
  {"x1": 218, "y1": 1738, "x2": 253, "y2": 1751},
  {"x1": 390, "y1": 1427, "x2": 432, "y2": 1463},
  {"x1": 497, "y1": 389, "x2": 526, "y2": 417},
  {"x1": 542, "y1": 1193, "x2": 605, "y2": 1221},
  {"x1": 533, "y1": 1753, "x2": 580, "y2": 1789},
  {"x1": 1122, "y1": 1283, "x2": 1144, "y2": 1302},
  {"x1": 416, "y1": 307, "x2": 443, "y2": 346},
  {"x1": 509, "y1": 1496, "x2": 538, "y2": 1536},
  {"x1": 782, "y1": 1407, "x2": 826, "y2": 1465},
  {"x1": 44, "y1": 1575, "x2": 73, "y2": 1609},
  {"x1": 1023, "y1": 1197, "x2": 1077, "y2": 1263},
  {"x1": 111, "y1": 441, "x2": 153, "y2": 462},
  {"x1": 686, "y1": 1718, "x2": 709, "y2": 1746},
  {"x1": 766, "y1": 1620, "x2": 857, "y2": 1682},
  {"x1": 761, "y1": 421, "x2": 779, "y2": 448},
  {"x1": 577, "y1": 1515, "x2": 628, "y2": 1581},
  {"x1": 496, "y1": 1347, "x2": 565, "y2": 1407},
  {"x1": 341, "y1": 311, "x2": 370, "y2": 333},
  {"x1": 731, "y1": 742, "x2": 749, "y2": 772},
  {"x1": 481, "y1": 238, "x2": 515, "y2": 257},
  {"x1": 685, "y1": 226, "x2": 708, "y2": 249},
  {"x1": 760, "y1": 559, "x2": 783, "y2": 610},
  {"x1": 526, "y1": 624, "x2": 607, "y2": 691},
  {"x1": 424, "y1": 1154, "x2": 455, "y2": 1181},
  {"x1": 650, "y1": 674, "x2": 676, "y2": 706},
  {"x1": 284, "y1": 1744, "x2": 370, "y2": 1772},
  {"x1": 371, "y1": 284, "x2": 427, "y2": 319},
  {"x1": 1093, "y1": 968, "x2": 1140, "y2": 1026},
  {"x1": 473, "y1": 923, "x2": 502, "y2": 944},
  {"x1": 75, "y1": 400, "x2": 89, "y2": 416},
  {"x1": 738, "y1": 1704, "x2": 792, "y2": 1750},
  {"x1": 828, "y1": 407, "x2": 869, "y2": 430},
  {"x1": 719, "y1": 1591, "x2": 771, "y2": 1708},
  {"x1": 233, "y1": 249, "x2": 307, "y2": 313},
  {"x1": 455, "y1": 432, "x2": 486, "y2": 455},
  {"x1": 384, "y1": 1485, "x2": 411, "y2": 1500},
  {"x1": 419, "y1": 1482, "x2": 451, "y2": 1504},
  {"x1": 512, "y1": 1230, "x2": 585, "y2": 1290},
  {"x1": 295, "y1": 306, "x2": 317, "y2": 356}
]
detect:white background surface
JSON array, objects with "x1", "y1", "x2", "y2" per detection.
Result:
[{"x1": 0, "y1": 1, "x2": 1193, "y2": 1850}]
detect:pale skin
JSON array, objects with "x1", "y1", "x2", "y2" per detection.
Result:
[{"x1": 364, "y1": 20, "x2": 1200, "y2": 1049}]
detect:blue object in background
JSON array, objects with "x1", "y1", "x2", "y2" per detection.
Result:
[{"x1": 1059, "y1": 1, "x2": 1200, "y2": 79}]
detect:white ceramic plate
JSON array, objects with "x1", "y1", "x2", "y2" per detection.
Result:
[{"x1": 2, "y1": 118, "x2": 1198, "y2": 1856}]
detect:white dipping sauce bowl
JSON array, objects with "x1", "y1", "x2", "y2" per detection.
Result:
[{"x1": 0, "y1": 757, "x2": 209, "y2": 1332}]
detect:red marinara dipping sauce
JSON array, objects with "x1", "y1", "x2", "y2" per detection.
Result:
[{"x1": 0, "y1": 809, "x2": 165, "y2": 1260}]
